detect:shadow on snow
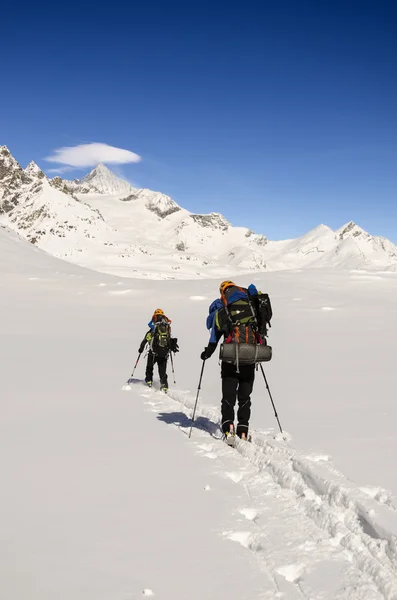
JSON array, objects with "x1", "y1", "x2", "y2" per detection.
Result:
[{"x1": 156, "y1": 411, "x2": 220, "y2": 438}]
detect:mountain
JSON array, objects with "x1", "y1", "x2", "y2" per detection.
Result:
[
  {"x1": 336, "y1": 221, "x2": 397, "y2": 264},
  {"x1": 77, "y1": 163, "x2": 136, "y2": 195},
  {"x1": 0, "y1": 146, "x2": 113, "y2": 258},
  {"x1": 1, "y1": 145, "x2": 397, "y2": 278}
]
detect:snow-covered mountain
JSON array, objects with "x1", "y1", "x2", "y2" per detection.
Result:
[
  {"x1": 0, "y1": 147, "x2": 113, "y2": 254},
  {"x1": 1, "y1": 144, "x2": 397, "y2": 278}
]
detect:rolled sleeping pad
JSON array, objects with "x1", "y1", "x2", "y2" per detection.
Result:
[{"x1": 219, "y1": 343, "x2": 272, "y2": 365}]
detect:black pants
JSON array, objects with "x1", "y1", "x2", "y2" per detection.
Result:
[
  {"x1": 221, "y1": 363, "x2": 255, "y2": 436},
  {"x1": 145, "y1": 351, "x2": 168, "y2": 387}
]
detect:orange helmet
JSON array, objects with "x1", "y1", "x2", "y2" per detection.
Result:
[
  {"x1": 219, "y1": 280, "x2": 235, "y2": 295},
  {"x1": 153, "y1": 308, "x2": 164, "y2": 316}
]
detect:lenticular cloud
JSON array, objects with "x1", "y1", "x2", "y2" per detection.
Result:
[{"x1": 45, "y1": 143, "x2": 141, "y2": 168}]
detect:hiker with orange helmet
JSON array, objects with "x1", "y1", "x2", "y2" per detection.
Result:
[
  {"x1": 138, "y1": 309, "x2": 179, "y2": 392},
  {"x1": 200, "y1": 281, "x2": 272, "y2": 444}
]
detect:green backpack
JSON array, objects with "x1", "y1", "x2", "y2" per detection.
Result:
[{"x1": 151, "y1": 319, "x2": 171, "y2": 357}]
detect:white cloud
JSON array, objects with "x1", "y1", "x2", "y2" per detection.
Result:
[{"x1": 45, "y1": 143, "x2": 142, "y2": 168}]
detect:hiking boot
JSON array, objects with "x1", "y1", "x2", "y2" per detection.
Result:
[
  {"x1": 160, "y1": 384, "x2": 168, "y2": 393},
  {"x1": 237, "y1": 425, "x2": 249, "y2": 439},
  {"x1": 145, "y1": 380, "x2": 153, "y2": 387},
  {"x1": 225, "y1": 424, "x2": 236, "y2": 446}
]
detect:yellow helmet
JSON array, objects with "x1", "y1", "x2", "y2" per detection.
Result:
[
  {"x1": 219, "y1": 280, "x2": 235, "y2": 295},
  {"x1": 153, "y1": 308, "x2": 164, "y2": 316}
]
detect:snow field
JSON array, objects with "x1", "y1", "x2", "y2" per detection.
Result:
[
  {"x1": 2, "y1": 226, "x2": 397, "y2": 598},
  {"x1": 126, "y1": 379, "x2": 397, "y2": 599}
]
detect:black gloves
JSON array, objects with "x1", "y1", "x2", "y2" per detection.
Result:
[
  {"x1": 201, "y1": 343, "x2": 217, "y2": 361},
  {"x1": 170, "y1": 338, "x2": 179, "y2": 353},
  {"x1": 138, "y1": 342, "x2": 146, "y2": 354}
]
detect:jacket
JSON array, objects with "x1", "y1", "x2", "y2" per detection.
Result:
[{"x1": 139, "y1": 330, "x2": 153, "y2": 353}]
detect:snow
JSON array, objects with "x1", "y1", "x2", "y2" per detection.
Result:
[
  {"x1": 25, "y1": 160, "x2": 45, "y2": 178},
  {"x1": 2, "y1": 224, "x2": 397, "y2": 599},
  {"x1": 78, "y1": 162, "x2": 136, "y2": 195},
  {"x1": 2, "y1": 147, "x2": 397, "y2": 278},
  {"x1": 2, "y1": 178, "x2": 113, "y2": 250},
  {"x1": 136, "y1": 188, "x2": 181, "y2": 217}
]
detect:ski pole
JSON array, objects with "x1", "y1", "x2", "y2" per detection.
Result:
[
  {"x1": 189, "y1": 360, "x2": 206, "y2": 438},
  {"x1": 128, "y1": 353, "x2": 141, "y2": 382},
  {"x1": 170, "y1": 352, "x2": 176, "y2": 384},
  {"x1": 259, "y1": 364, "x2": 283, "y2": 434}
]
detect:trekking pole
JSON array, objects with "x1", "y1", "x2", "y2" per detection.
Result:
[
  {"x1": 189, "y1": 360, "x2": 206, "y2": 438},
  {"x1": 170, "y1": 352, "x2": 176, "y2": 384},
  {"x1": 259, "y1": 364, "x2": 283, "y2": 434},
  {"x1": 128, "y1": 353, "x2": 141, "y2": 382}
]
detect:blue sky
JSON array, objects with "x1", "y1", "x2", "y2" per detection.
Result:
[{"x1": 2, "y1": 1, "x2": 396, "y2": 241}]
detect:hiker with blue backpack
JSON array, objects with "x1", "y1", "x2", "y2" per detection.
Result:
[
  {"x1": 200, "y1": 281, "x2": 272, "y2": 444},
  {"x1": 138, "y1": 309, "x2": 179, "y2": 392}
]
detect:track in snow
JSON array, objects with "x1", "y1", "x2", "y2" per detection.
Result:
[{"x1": 123, "y1": 379, "x2": 397, "y2": 600}]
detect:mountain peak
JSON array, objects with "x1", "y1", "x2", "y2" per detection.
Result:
[
  {"x1": 25, "y1": 161, "x2": 46, "y2": 179},
  {"x1": 1, "y1": 145, "x2": 19, "y2": 168},
  {"x1": 341, "y1": 220, "x2": 356, "y2": 230},
  {"x1": 315, "y1": 223, "x2": 333, "y2": 232},
  {"x1": 94, "y1": 162, "x2": 111, "y2": 172},
  {"x1": 79, "y1": 163, "x2": 135, "y2": 195},
  {"x1": 337, "y1": 222, "x2": 367, "y2": 240},
  {"x1": 85, "y1": 162, "x2": 113, "y2": 177},
  {"x1": 0, "y1": 146, "x2": 28, "y2": 184}
]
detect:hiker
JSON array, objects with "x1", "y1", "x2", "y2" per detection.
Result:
[
  {"x1": 138, "y1": 309, "x2": 179, "y2": 392},
  {"x1": 200, "y1": 281, "x2": 272, "y2": 443}
]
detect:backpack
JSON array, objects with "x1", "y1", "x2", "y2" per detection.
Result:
[
  {"x1": 150, "y1": 318, "x2": 171, "y2": 357},
  {"x1": 256, "y1": 292, "x2": 272, "y2": 336},
  {"x1": 218, "y1": 285, "x2": 272, "y2": 340},
  {"x1": 217, "y1": 285, "x2": 272, "y2": 368}
]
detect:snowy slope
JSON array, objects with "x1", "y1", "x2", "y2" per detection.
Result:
[
  {"x1": 2, "y1": 145, "x2": 397, "y2": 278},
  {"x1": 2, "y1": 226, "x2": 397, "y2": 598}
]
